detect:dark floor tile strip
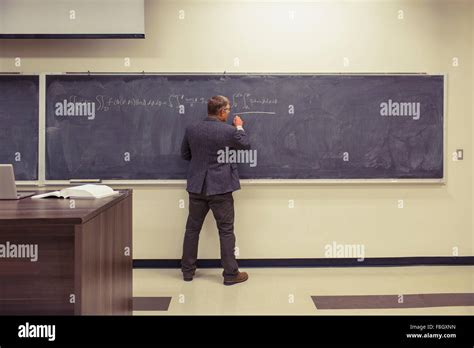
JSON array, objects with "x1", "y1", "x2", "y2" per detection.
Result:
[
  {"x1": 311, "y1": 293, "x2": 474, "y2": 310},
  {"x1": 133, "y1": 297, "x2": 172, "y2": 311}
]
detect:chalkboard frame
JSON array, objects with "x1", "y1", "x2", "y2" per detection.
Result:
[{"x1": 23, "y1": 72, "x2": 447, "y2": 186}]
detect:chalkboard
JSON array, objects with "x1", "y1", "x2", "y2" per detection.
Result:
[
  {"x1": 45, "y1": 74, "x2": 444, "y2": 180},
  {"x1": 0, "y1": 75, "x2": 39, "y2": 180}
]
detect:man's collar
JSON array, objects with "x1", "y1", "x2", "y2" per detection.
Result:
[{"x1": 206, "y1": 115, "x2": 220, "y2": 122}]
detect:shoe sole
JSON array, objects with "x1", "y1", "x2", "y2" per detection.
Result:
[{"x1": 223, "y1": 277, "x2": 248, "y2": 286}]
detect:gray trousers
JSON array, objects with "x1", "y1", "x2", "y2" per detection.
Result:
[{"x1": 181, "y1": 191, "x2": 239, "y2": 277}]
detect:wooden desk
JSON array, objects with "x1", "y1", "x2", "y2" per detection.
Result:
[{"x1": 0, "y1": 189, "x2": 132, "y2": 315}]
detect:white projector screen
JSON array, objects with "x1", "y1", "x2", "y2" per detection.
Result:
[{"x1": 0, "y1": 0, "x2": 145, "y2": 38}]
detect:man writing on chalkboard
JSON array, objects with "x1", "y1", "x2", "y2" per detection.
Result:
[{"x1": 180, "y1": 95, "x2": 250, "y2": 285}]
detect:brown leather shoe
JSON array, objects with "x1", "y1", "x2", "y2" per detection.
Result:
[
  {"x1": 223, "y1": 271, "x2": 248, "y2": 286},
  {"x1": 182, "y1": 271, "x2": 195, "y2": 282}
]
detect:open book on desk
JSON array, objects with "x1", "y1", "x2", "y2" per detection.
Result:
[{"x1": 31, "y1": 184, "x2": 120, "y2": 200}]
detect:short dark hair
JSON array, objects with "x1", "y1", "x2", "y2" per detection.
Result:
[{"x1": 208, "y1": 95, "x2": 229, "y2": 115}]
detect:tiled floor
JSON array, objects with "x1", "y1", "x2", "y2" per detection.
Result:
[{"x1": 133, "y1": 266, "x2": 474, "y2": 315}]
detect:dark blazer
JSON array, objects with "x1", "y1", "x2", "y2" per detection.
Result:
[{"x1": 181, "y1": 116, "x2": 251, "y2": 195}]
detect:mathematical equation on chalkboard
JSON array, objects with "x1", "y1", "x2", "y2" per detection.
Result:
[{"x1": 58, "y1": 93, "x2": 279, "y2": 115}]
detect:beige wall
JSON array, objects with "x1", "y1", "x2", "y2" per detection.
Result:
[
  {"x1": 470, "y1": 0, "x2": 474, "y2": 257},
  {"x1": 1, "y1": 0, "x2": 472, "y2": 259}
]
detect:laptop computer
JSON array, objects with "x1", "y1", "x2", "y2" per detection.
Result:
[{"x1": 0, "y1": 164, "x2": 36, "y2": 200}]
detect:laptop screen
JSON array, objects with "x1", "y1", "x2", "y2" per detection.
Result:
[{"x1": 0, "y1": 164, "x2": 18, "y2": 199}]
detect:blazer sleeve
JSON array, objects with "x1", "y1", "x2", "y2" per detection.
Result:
[
  {"x1": 229, "y1": 127, "x2": 251, "y2": 150},
  {"x1": 181, "y1": 128, "x2": 192, "y2": 161}
]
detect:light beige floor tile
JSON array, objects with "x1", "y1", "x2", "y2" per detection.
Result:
[{"x1": 133, "y1": 267, "x2": 474, "y2": 315}]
